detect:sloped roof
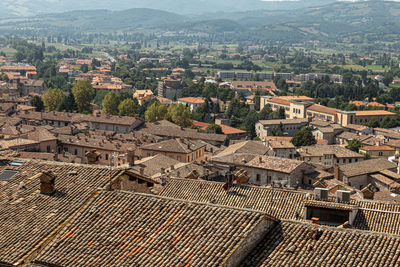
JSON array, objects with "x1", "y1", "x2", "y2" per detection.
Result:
[
  {"x1": 242, "y1": 220, "x2": 400, "y2": 267},
  {"x1": 0, "y1": 159, "x2": 122, "y2": 265},
  {"x1": 32, "y1": 190, "x2": 274, "y2": 267}
]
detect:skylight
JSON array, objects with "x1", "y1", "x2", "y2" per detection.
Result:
[{"x1": 0, "y1": 170, "x2": 19, "y2": 181}]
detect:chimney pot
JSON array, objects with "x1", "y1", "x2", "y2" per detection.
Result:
[
  {"x1": 139, "y1": 167, "x2": 144, "y2": 175},
  {"x1": 39, "y1": 171, "x2": 56, "y2": 195}
]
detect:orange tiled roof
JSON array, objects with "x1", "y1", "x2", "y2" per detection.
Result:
[
  {"x1": 367, "y1": 102, "x2": 385, "y2": 108},
  {"x1": 267, "y1": 98, "x2": 291, "y2": 106},
  {"x1": 307, "y1": 104, "x2": 338, "y2": 115},
  {"x1": 178, "y1": 97, "x2": 205, "y2": 104},
  {"x1": 355, "y1": 110, "x2": 395, "y2": 116},
  {"x1": 349, "y1": 101, "x2": 364, "y2": 107},
  {"x1": 360, "y1": 145, "x2": 395, "y2": 151}
]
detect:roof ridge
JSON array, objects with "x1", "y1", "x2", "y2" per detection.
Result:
[
  {"x1": 97, "y1": 188, "x2": 280, "y2": 221},
  {"x1": 281, "y1": 219, "x2": 400, "y2": 238}
]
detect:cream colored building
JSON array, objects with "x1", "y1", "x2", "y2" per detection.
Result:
[{"x1": 337, "y1": 110, "x2": 396, "y2": 126}]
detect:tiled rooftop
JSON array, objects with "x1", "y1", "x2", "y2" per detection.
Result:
[
  {"x1": 160, "y1": 178, "x2": 400, "y2": 236},
  {"x1": 33, "y1": 190, "x2": 274, "y2": 267},
  {"x1": 0, "y1": 159, "x2": 121, "y2": 265},
  {"x1": 339, "y1": 158, "x2": 397, "y2": 177},
  {"x1": 246, "y1": 155, "x2": 309, "y2": 174},
  {"x1": 140, "y1": 138, "x2": 205, "y2": 154},
  {"x1": 242, "y1": 220, "x2": 400, "y2": 266},
  {"x1": 214, "y1": 140, "x2": 268, "y2": 157}
]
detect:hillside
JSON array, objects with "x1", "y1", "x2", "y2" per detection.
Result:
[
  {"x1": 0, "y1": 0, "x2": 338, "y2": 17},
  {"x1": 0, "y1": 8, "x2": 188, "y2": 32},
  {"x1": 1, "y1": 1, "x2": 400, "y2": 42}
]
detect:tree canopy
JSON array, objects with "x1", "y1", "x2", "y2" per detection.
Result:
[
  {"x1": 72, "y1": 79, "x2": 94, "y2": 114},
  {"x1": 42, "y1": 88, "x2": 64, "y2": 112},
  {"x1": 291, "y1": 127, "x2": 317, "y2": 147},
  {"x1": 118, "y1": 98, "x2": 138, "y2": 116},
  {"x1": 145, "y1": 102, "x2": 168, "y2": 122},
  {"x1": 102, "y1": 92, "x2": 120, "y2": 115}
]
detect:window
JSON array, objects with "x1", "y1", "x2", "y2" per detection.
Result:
[
  {"x1": 63, "y1": 147, "x2": 68, "y2": 152},
  {"x1": 349, "y1": 159, "x2": 352, "y2": 163},
  {"x1": 0, "y1": 170, "x2": 19, "y2": 181},
  {"x1": 105, "y1": 154, "x2": 109, "y2": 160},
  {"x1": 256, "y1": 174, "x2": 261, "y2": 182},
  {"x1": 74, "y1": 149, "x2": 78, "y2": 155},
  {"x1": 47, "y1": 146, "x2": 51, "y2": 153},
  {"x1": 379, "y1": 152, "x2": 383, "y2": 156}
]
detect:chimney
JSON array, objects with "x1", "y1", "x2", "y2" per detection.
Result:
[
  {"x1": 39, "y1": 171, "x2": 56, "y2": 195},
  {"x1": 161, "y1": 168, "x2": 165, "y2": 174},
  {"x1": 170, "y1": 165, "x2": 175, "y2": 171},
  {"x1": 139, "y1": 167, "x2": 144, "y2": 175},
  {"x1": 314, "y1": 188, "x2": 328, "y2": 201},
  {"x1": 336, "y1": 190, "x2": 351, "y2": 203},
  {"x1": 333, "y1": 164, "x2": 342, "y2": 181},
  {"x1": 361, "y1": 184, "x2": 375, "y2": 200},
  {"x1": 177, "y1": 171, "x2": 180, "y2": 177},
  {"x1": 258, "y1": 156, "x2": 262, "y2": 163},
  {"x1": 127, "y1": 149, "x2": 135, "y2": 167},
  {"x1": 85, "y1": 149, "x2": 101, "y2": 165}
]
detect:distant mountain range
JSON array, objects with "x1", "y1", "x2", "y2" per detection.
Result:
[
  {"x1": 1, "y1": 0, "x2": 400, "y2": 42},
  {"x1": 1, "y1": 0, "x2": 339, "y2": 17}
]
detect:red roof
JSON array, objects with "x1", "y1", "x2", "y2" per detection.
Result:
[{"x1": 192, "y1": 120, "x2": 246, "y2": 135}]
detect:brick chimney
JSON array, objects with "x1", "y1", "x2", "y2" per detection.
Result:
[
  {"x1": 39, "y1": 171, "x2": 56, "y2": 195},
  {"x1": 86, "y1": 149, "x2": 101, "y2": 165},
  {"x1": 333, "y1": 164, "x2": 342, "y2": 181},
  {"x1": 127, "y1": 149, "x2": 135, "y2": 167}
]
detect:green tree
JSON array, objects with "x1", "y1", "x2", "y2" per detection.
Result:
[
  {"x1": 80, "y1": 64, "x2": 89, "y2": 73},
  {"x1": 166, "y1": 103, "x2": 192, "y2": 127},
  {"x1": 145, "y1": 102, "x2": 168, "y2": 122},
  {"x1": 1, "y1": 73, "x2": 9, "y2": 82},
  {"x1": 43, "y1": 88, "x2": 64, "y2": 112},
  {"x1": 206, "y1": 124, "x2": 223, "y2": 134},
  {"x1": 346, "y1": 139, "x2": 362, "y2": 153},
  {"x1": 30, "y1": 95, "x2": 44, "y2": 112},
  {"x1": 102, "y1": 92, "x2": 120, "y2": 115},
  {"x1": 291, "y1": 127, "x2": 316, "y2": 147},
  {"x1": 93, "y1": 90, "x2": 109, "y2": 108},
  {"x1": 118, "y1": 98, "x2": 138, "y2": 116},
  {"x1": 57, "y1": 93, "x2": 77, "y2": 112},
  {"x1": 363, "y1": 118, "x2": 379, "y2": 128},
  {"x1": 72, "y1": 79, "x2": 94, "y2": 114}
]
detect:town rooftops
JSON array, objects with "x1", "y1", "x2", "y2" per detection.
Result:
[
  {"x1": 191, "y1": 120, "x2": 247, "y2": 135},
  {"x1": 177, "y1": 97, "x2": 205, "y2": 104},
  {"x1": 32, "y1": 189, "x2": 275, "y2": 267},
  {"x1": 0, "y1": 158, "x2": 122, "y2": 265},
  {"x1": 360, "y1": 145, "x2": 395, "y2": 152},
  {"x1": 160, "y1": 178, "x2": 400, "y2": 236},
  {"x1": 16, "y1": 111, "x2": 143, "y2": 127},
  {"x1": 140, "y1": 138, "x2": 205, "y2": 154},
  {"x1": 339, "y1": 158, "x2": 397, "y2": 178},
  {"x1": 344, "y1": 124, "x2": 370, "y2": 132},
  {"x1": 140, "y1": 122, "x2": 228, "y2": 144},
  {"x1": 298, "y1": 145, "x2": 364, "y2": 159},
  {"x1": 267, "y1": 140, "x2": 295, "y2": 149},
  {"x1": 242, "y1": 220, "x2": 400, "y2": 267},
  {"x1": 354, "y1": 110, "x2": 395, "y2": 116},
  {"x1": 246, "y1": 155, "x2": 310, "y2": 174},
  {"x1": 214, "y1": 140, "x2": 268, "y2": 157},
  {"x1": 266, "y1": 98, "x2": 291, "y2": 106},
  {"x1": 258, "y1": 118, "x2": 309, "y2": 126},
  {"x1": 307, "y1": 104, "x2": 338, "y2": 115}
]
